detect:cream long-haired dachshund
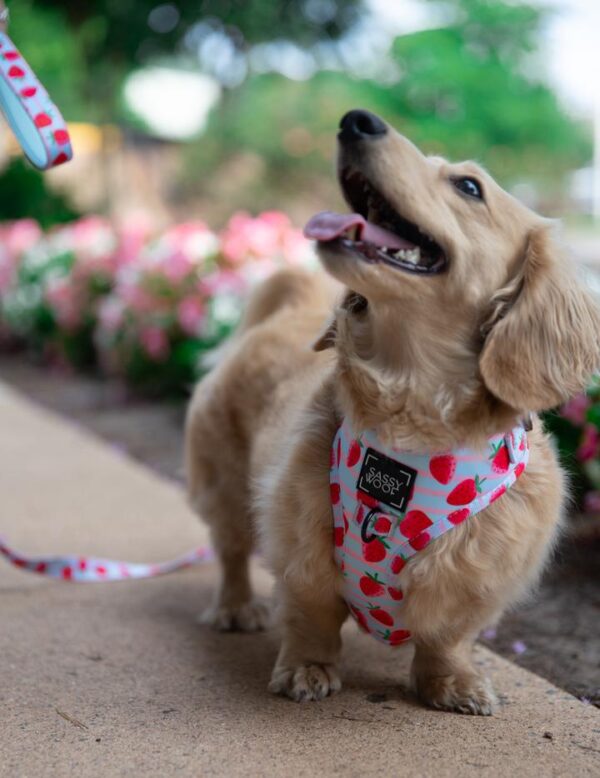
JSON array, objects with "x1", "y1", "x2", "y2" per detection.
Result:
[{"x1": 185, "y1": 110, "x2": 600, "y2": 715}]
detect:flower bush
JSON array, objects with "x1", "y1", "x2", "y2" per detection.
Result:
[
  {"x1": 0, "y1": 211, "x2": 314, "y2": 393},
  {"x1": 546, "y1": 378, "x2": 600, "y2": 514}
]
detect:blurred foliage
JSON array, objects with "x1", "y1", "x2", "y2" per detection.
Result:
[
  {"x1": 26, "y1": 0, "x2": 363, "y2": 117},
  {"x1": 184, "y1": 0, "x2": 589, "y2": 206},
  {"x1": 33, "y1": 0, "x2": 362, "y2": 56},
  {"x1": 1, "y1": 0, "x2": 591, "y2": 219},
  {"x1": 7, "y1": 0, "x2": 87, "y2": 119},
  {"x1": 0, "y1": 160, "x2": 79, "y2": 227}
]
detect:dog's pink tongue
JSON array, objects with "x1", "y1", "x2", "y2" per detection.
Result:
[{"x1": 304, "y1": 211, "x2": 413, "y2": 250}]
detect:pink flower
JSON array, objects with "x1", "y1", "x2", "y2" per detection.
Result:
[
  {"x1": 45, "y1": 277, "x2": 81, "y2": 331},
  {"x1": 577, "y1": 423, "x2": 600, "y2": 463},
  {"x1": 118, "y1": 281, "x2": 155, "y2": 314},
  {"x1": 161, "y1": 249, "x2": 194, "y2": 284},
  {"x1": 98, "y1": 297, "x2": 125, "y2": 333},
  {"x1": 139, "y1": 326, "x2": 169, "y2": 361},
  {"x1": 177, "y1": 296, "x2": 205, "y2": 335},
  {"x1": 199, "y1": 269, "x2": 246, "y2": 297},
  {"x1": 2, "y1": 218, "x2": 42, "y2": 257},
  {"x1": 583, "y1": 490, "x2": 600, "y2": 514},
  {"x1": 561, "y1": 394, "x2": 590, "y2": 426}
]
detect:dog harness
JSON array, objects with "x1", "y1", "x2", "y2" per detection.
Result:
[{"x1": 330, "y1": 418, "x2": 529, "y2": 646}]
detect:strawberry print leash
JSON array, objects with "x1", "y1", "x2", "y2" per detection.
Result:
[
  {"x1": 0, "y1": 538, "x2": 214, "y2": 582},
  {"x1": 0, "y1": 29, "x2": 73, "y2": 169}
]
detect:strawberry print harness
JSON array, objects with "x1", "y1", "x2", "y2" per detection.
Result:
[{"x1": 330, "y1": 419, "x2": 529, "y2": 646}]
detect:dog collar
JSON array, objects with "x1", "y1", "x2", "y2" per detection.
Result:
[
  {"x1": 0, "y1": 30, "x2": 72, "y2": 170},
  {"x1": 330, "y1": 418, "x2": 529, "y2": 645}
]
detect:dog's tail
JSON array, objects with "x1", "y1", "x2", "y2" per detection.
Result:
[
  {"x1": 237, "y1": 267, "x2": 332, "y2": 332},
  {"x1": 201, "y1": 268, "x2": 338, "y2": 371}
]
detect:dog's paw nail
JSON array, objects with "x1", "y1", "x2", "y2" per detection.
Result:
[
  {"x1": 198, "y1": 600, "x2": 270, "y2": 632},
  {"x1": 417, "y1": 674, "x2": 497, "y2": 716},
  {"x1": 269, "y1": 663, "x2": 341, "y2": 702}
]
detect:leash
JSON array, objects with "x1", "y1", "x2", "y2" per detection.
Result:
[
  {"x1": 0, "y1": 538, "x2": 214, "y2": 582},
  {"x1": 0, "y1": 7, "x2": 73, "y2": 170}
]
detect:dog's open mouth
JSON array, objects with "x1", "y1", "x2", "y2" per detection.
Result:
[{"x1": 304, "y1": 169, "x2": 447, "y2": 275}]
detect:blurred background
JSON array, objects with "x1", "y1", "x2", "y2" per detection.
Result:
[
  {"x1": 1, "y1": 0, "x2": 599, "y2": 228},
  {"x1": 0, "y1": 0, "x2": 599, "y2": 707}
]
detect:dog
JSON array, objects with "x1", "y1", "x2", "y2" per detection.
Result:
[{"x1": 185, "y1": 110, "x2": 600, "y2": 714}]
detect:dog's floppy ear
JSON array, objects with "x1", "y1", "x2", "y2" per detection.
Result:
[
  {"x1": 480, "y1": 227, "x2": 600, "y2": 412},
  {"x1": 312, "y1": 316, "x2": 337, "y2": 351}
]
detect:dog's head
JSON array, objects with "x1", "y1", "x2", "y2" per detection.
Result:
[{"x1": 307, "y1": 110, "x2": 600, "y2": 444}]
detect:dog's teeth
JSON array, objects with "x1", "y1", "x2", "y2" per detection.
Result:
[{"x1": 394, "y1": 247, "x2": 421, "y2": 264}]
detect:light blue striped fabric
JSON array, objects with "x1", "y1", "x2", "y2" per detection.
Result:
[{"x1": 330, "y1": 418, "x2": 529, "y2": 645}]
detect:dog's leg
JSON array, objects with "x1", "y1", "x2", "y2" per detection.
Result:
[
  {"x1": 200, "y1": 512, "x2": 269, "y2": 632},
  {"x1": 404, "y1": 560, "x2": 499, "y2": 715},
  {"x1": 411, "y1": 634, "x2": 496, "y2": 716},
  {"x1": 189, "y1": 470, "x2": 268, "y2": 632},
  {"x1": 268, "y1": 582, "x2": 347, "y2": 702}
]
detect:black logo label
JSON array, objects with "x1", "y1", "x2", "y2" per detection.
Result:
[{"x1": 357, "y1": 448, "x2": 417, "y2": 512}]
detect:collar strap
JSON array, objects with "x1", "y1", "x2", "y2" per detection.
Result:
[{"x1": 0, "y1": 31, "x2": 73, "y2": 170}]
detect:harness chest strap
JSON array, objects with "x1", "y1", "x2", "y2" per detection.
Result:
[{"x1": 330, "y1": 419, "x2": 529, "y2": 646}]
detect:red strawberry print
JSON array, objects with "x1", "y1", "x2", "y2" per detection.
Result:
[
  {"x1": 333, "y1": 526, "x2": 344, "y2": 547},
  {"x1": 399, "y1": 510, "x2": 432, "y2": 539},
  {"x1": 373, "y1": 515, "x2": 391, "y2": 534},
  {"x1": 35, "y1": 562, "x2": 47, "y2": 573},
  {"x1": 447, "y1": 475, "x2": 485, "y2": 506},
  {"x1": 514, "y1": 462, "x2": 525, "y2": 478},
  {"x1": 34, "y1": 112, "x2": 52, "y2": 128},
  {"x1": 53, "y1": 152, "x2": 69, "y2": 165},
  {"x1": 381, "y1": 628, "x2": 411, "y2": 645},
  {"x1": 78, "y1": 558, "x2": 87, "y2": 571},
  {"x1": 355, "y1": 503, "x2": 365, "y2": 525},
  {"x1": 343, "y1": 512, "x2": 349, "y2": 533},
  {"x1": 62, "y1": 566, "x2": 73, "y2": 580},
  {"x1": 4, "y1": 52, "x2": 20, "y2": 61},
  {"x1": 359, "y1": 572, "x2": 385, "y2": 597},
  {"x1": 347, "y1": 439, "x2": 361, "y2": 467},
  {"x1": 490, "y1": 485, "x2": 506, "y2": 504},
  {"x1": 336, "y1": 437, "x2": 341, "y2": 467},
  {"x1": 409, "y1": 531, "x2": 431, "y2": 551},
  {"x1": 330, "y1": 482, "x2": 340, "y2": 505},
  {"x1": 20, "y1": 86, "x2": 37, "y2": 98},
  {"x1": 519, "y1": 436, "x2": 526, "y2": 452},
  {"x1": 387, "y1": 586, "x2": 404, "y2": 601},
  {"x1": 357, "y1": 491, "x2": 379, "y2": 509},
  {"x1": 490, "y1": 442, "x2": 510, "y2": 474},
  {"x1": 362, "y1": 537, "x2": 388, "y2": 563},
  {"x1": 8, "y1": 65, "x2": 25, "y2": 78},
  {"x1": 368, "y1": 605, "x2": 394, "y2": 627},
  {"x1": 96, "y1": 565, "x2": 107, "y2": 576},
  {"x1": 391, "y1": 555, "x2": 406, "y2": 574},
  {"x1": 447, "y1": 508, "x2": 470, "y2": 525},
  {"x1": 350, "y1": 605, "x2": 370, "y2": 633},
  {"x1": 429, "y1": 454, "x2": 456, "y2": 484}
]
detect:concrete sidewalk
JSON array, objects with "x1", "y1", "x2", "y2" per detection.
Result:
[{"x1": 0, "y1": 383, "x2": 598, "y2": 777}]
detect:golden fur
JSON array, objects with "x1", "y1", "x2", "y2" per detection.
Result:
[{"x1": 185, "y1": 116, "x2": 600, "y2": 714}]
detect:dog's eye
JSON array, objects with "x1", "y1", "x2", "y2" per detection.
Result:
[{"x1": 452, "y1": 177, "x2": 484, "y2": 200}]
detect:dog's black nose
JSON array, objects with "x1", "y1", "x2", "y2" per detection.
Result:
[{"x1": 339, "y1": 110, "x2": 387, "y2": 142}]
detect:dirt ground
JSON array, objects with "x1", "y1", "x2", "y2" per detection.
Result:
[{"x1": 1, "y1": 354, "x2": 598, "y2": 708}]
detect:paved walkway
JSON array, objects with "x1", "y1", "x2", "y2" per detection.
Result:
[{"x1": 1, "y1": 383, "x2": 598, "y2": 777}]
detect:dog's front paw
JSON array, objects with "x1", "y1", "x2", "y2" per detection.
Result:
[
  {"x1": 414, "y1": 672, "x2": 497, "y2": 716},
  {"x1": 268, "y1": 663, "x2": 341, "y2": 702},
  {"x1": 199, "y1": 599, "x2": 270, "y2": 632}
]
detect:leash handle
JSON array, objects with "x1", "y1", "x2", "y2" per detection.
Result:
[
  {"x1": 0, "y1": 19, "x2": 73, "y2": 170},
  {"x1": 0, "y1": 538, "x2": 214, "y2": 582}
]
